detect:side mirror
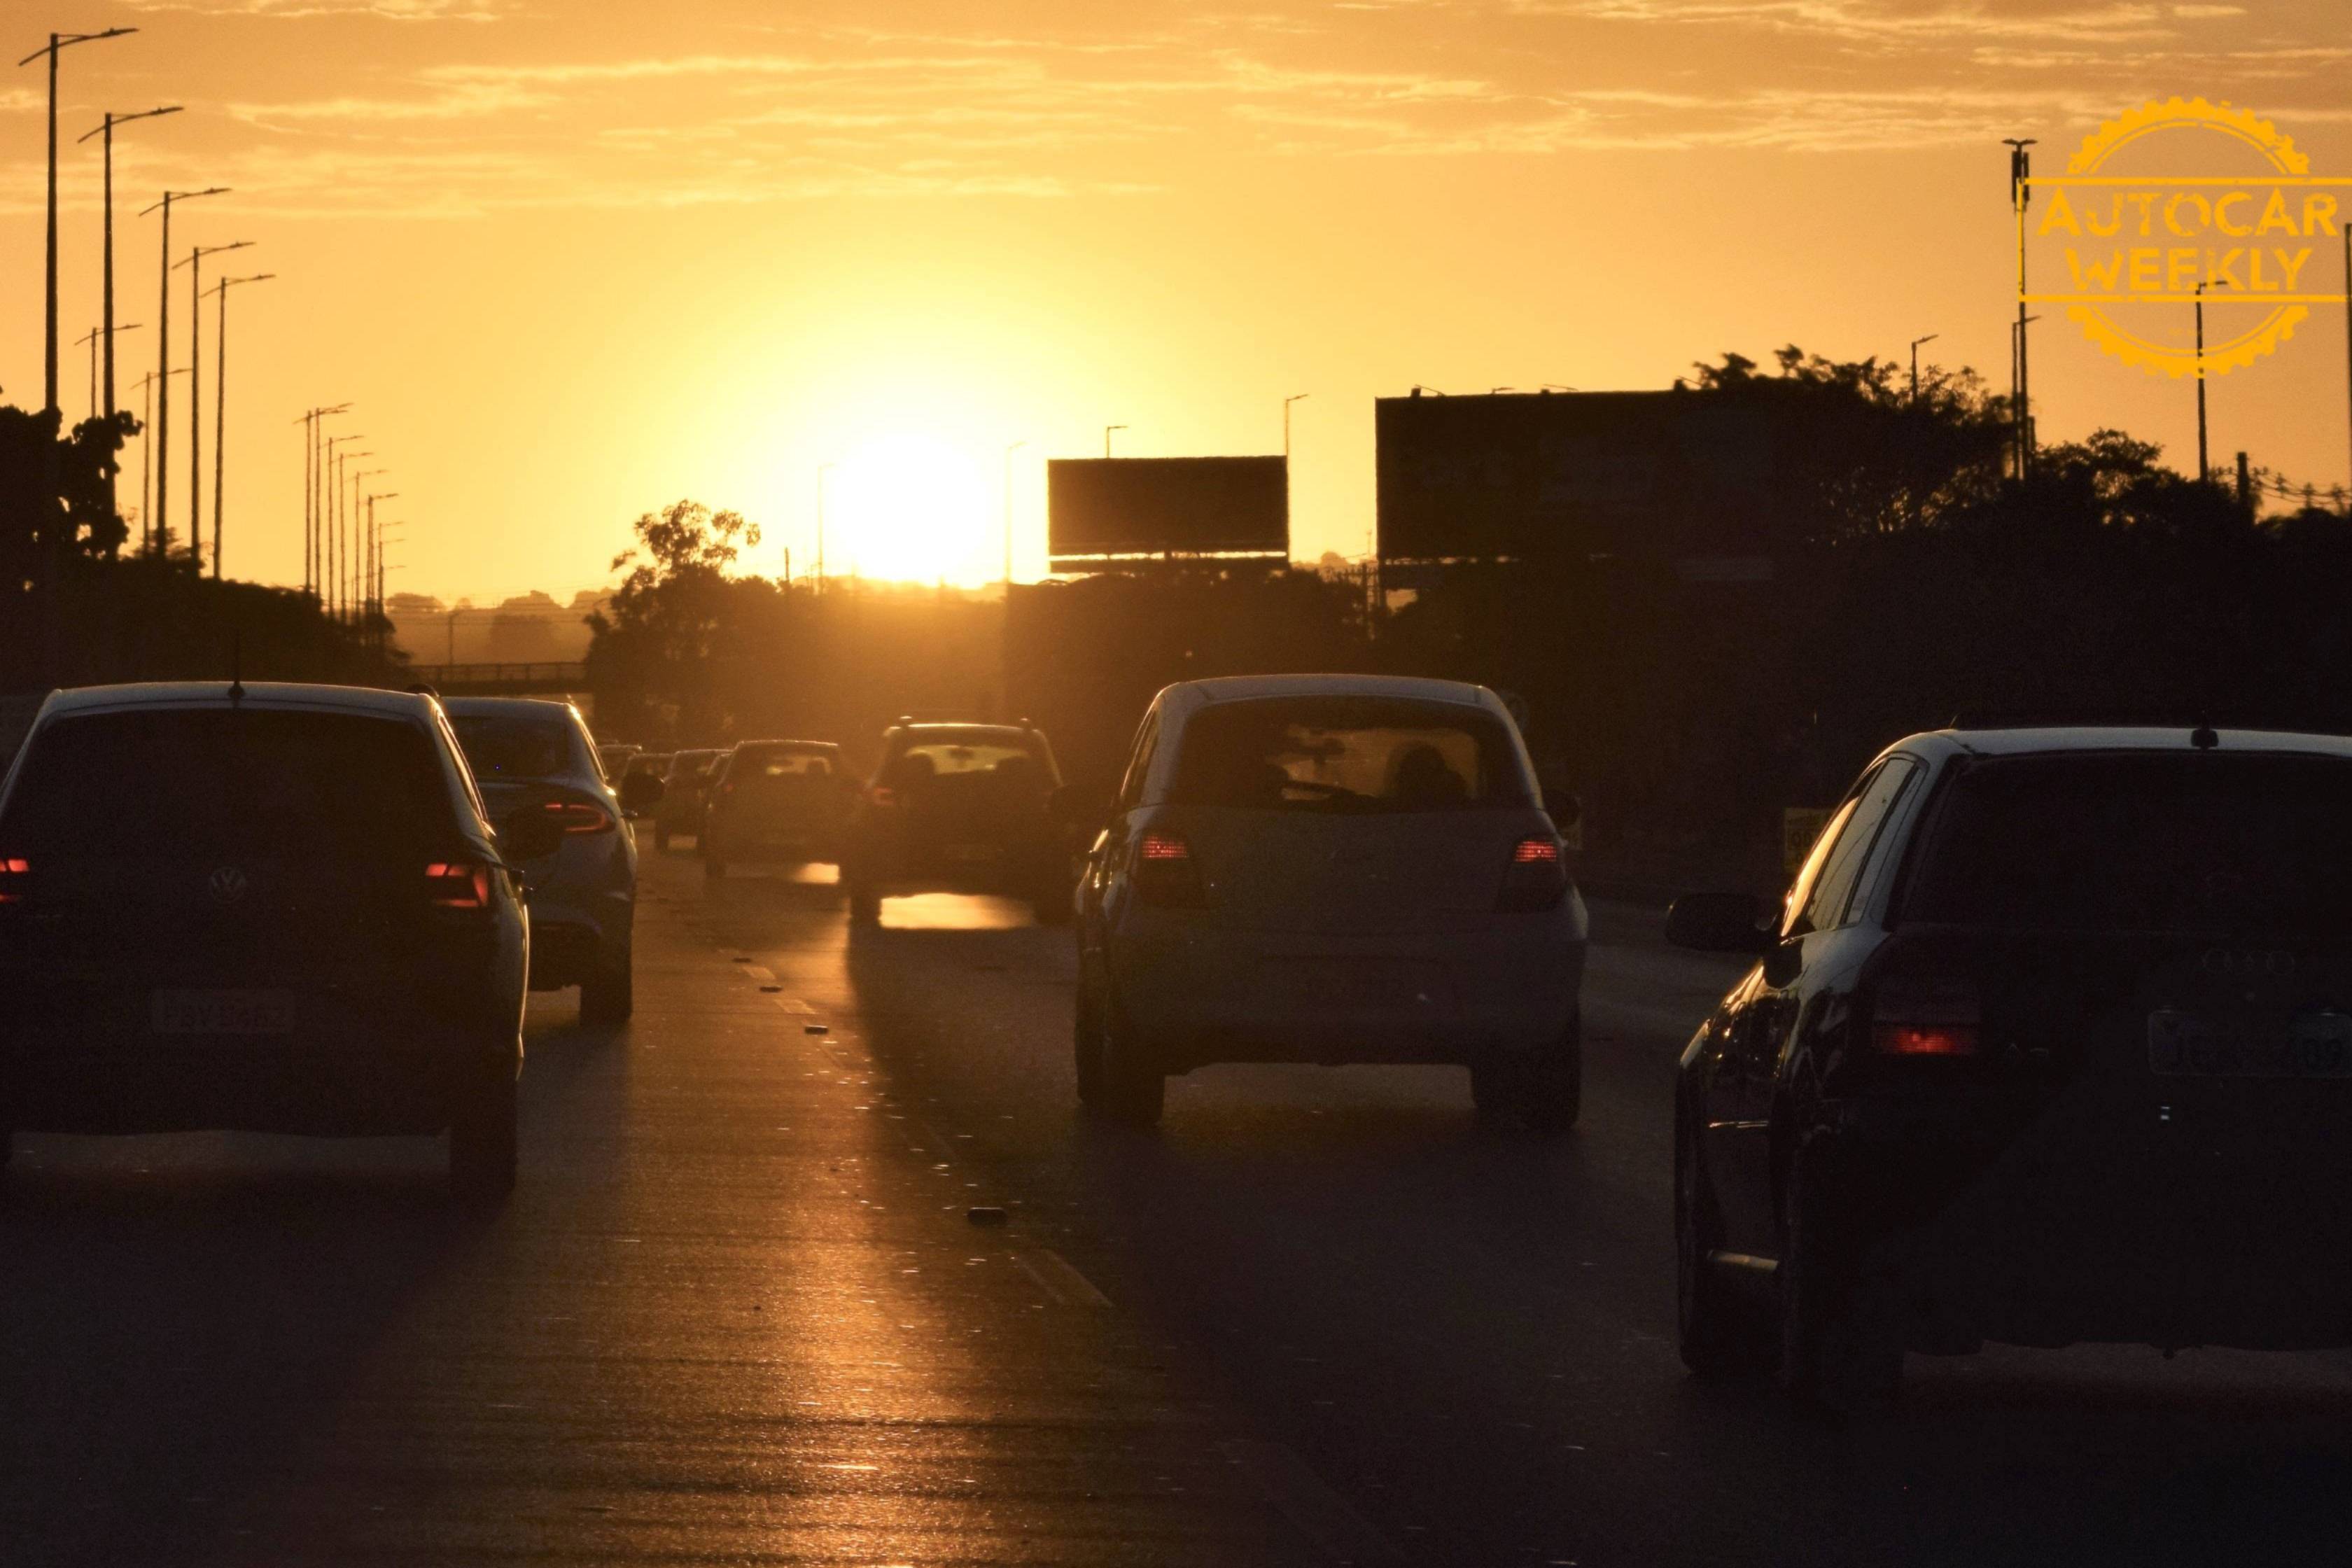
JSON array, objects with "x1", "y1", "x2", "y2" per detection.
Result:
[
  {"x1": 620, "y1": 773, "x2": 665, "y2": 813},
  {"x1": 1665, "y1": 890, "x2": 1775, "y2": 955},
  {"x1": 499, "y1": 807, "x2": 566, "y2": 864}
]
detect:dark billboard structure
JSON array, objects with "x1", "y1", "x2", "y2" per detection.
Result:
[
  {"x1": 1376, "y1": 390, "x2": 1782, "y2": 567},
  {"x1": 1048, "y1": 456, "x2": 1289, "y2": 570}
]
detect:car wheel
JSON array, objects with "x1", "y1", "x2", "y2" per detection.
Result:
[
  {"x1": 1777, "y1": 1149, "x2": 1901, "y2": 1412},
  {"x1": 848, "y1": 881, "x2": 881, "y2": 927},
  {"x1": 449, "y1": 1065, "x2": 518, "y2": 1203},
  {"x1": 1073, "y1": 968, "x2": 1106, "y2": 1107},
  {"x1": 1088, "y1": 986, "x2": 1163, "y2": 1128},
  {"x1": 1676, "y1": 1119, "x2": 1775, "y2": 1378},
  {"x1": 579, "y1": 951, "x2": 635, "y2": 1025}
]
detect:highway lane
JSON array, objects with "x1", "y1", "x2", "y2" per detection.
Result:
[
  {"x1": 699, "y1": 853, "x2": 2352, "y2": 1568},
  {"x1": 6, "y1": 847, "x2": 2352, "y2": 1567}
]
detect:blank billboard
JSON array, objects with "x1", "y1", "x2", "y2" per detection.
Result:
[
  {"x1": 1048, "y1": 456, "x2": 1289, "y2": 563},
  {"x1": 1376, "y1": 391, "x2": 1778, "y2": 563}
]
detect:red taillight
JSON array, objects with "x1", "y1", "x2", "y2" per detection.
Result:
[
  {"x1": 1868, "y1": 976, "x2": 1980, "y2": 1057},
  {"x1": 0, "y1": 855, "x2": 27, "y2": 904},
  {"x1": 426, "y1": 860, "x2": 493, "y2": 910},
  {"x1": 543, "y1": 799, "x2": 614, "y2": 835},
  {"x1": 1134, "y1": 832, "x2": 1207, "y2": 906},
  {"x1": 869, "y1": 784, "x2": 897, "y2": 809},
  {"x1": 1499, "y1": 834, "x2": 1567, "y2": 911}
]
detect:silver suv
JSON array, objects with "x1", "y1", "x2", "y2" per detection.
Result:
[{"x1": 443, "y1": 697, "x2": 660, "y2": 1023}]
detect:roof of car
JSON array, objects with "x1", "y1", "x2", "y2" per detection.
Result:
[
  {"x1": 39, "y1": 681, "x2": 439, "y2": 721},
  {"x1": 1915, "y1": 727, "x2": 2352, "y2": 760},
  {"x1": 894, "y1": 724, "x2": 1022, "y2": 739},
  {"x1": 1170, "y1": 673, "x2": 1492, "y2": 708},
  {"x1": 736, "y1": 738, "x2": 839, "y2": 750},
  {"x1": 438, "y1": 695, "x2": 584, "y2": 719}
]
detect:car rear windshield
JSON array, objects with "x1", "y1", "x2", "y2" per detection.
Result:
[
  {"x1": 451, "y1": 713, "x2": 573, "y2": 780},
  {"x1": 1901, "y1": 752, "x2": 2352, "y2": 933},
  {"x1": 885, "y1": 734, "x2": 1049, "y2": 791},
  {"x1": 736, "y1": 744, "x2": 836, "y2": 778},
  {"x1": 1168, "y1": 696, "x2": 1531, "y2": 813},
  {"x1": 0, "y1": 708, "x2": 458, "y2": 859}
]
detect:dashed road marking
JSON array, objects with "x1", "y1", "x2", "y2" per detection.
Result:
[{"x1": 1015, "y1": 1250, "x2": 1113, "y2": 1310}]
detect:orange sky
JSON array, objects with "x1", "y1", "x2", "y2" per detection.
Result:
[{"x1": 4, "y1": 1, "x2": 2348, "y2": 599}]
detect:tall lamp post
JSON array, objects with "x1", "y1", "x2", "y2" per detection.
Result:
[
  {"x1": 1104, "y1": 424, "x2": 1126, "y2": 458},
  {"x1": 2195, "y1": 279, "x2": 2231, "y2": 483},
  {"x1": 174, "y1": 238, "x2": 254, "y2": 570},
  {"x1": 141, "y1": 186, "x2": 228, "y2": 563},
  {"x1": 17, "y1": 27, "x2": 135, "y2": 417},
  {"x1": 2004, "y1": 136, "x2": 2038, "y2": 482},
  {"x1": 132, "y1": 366, "x2": 187, "y2": 554},
  {"x1": 1282, "y1": 393, "x2": 1310, "y2": 456},
  {"x1": 365, "y1": 491, "x2": 398, "y2": 626},
  {"x1": 205, "y1": 273, "x2": 273, "y2": 580},
  {"x1": 1002, "y1": 440, "x2": 1026, "y2": 589},
  {"x1": 295, "y1": 403, "x2": 351, "y2": 599},
  {"x1": 74, "y1": 322, "x2": 141, "y2": 420},
  {"x1": 324, "y1": 436, "x2": 367, "y2": 617},
  {"x1": 1908, "y1": 335, "x2": 1939, "y2": 402},
  {"x1": 76, "y1": 104, "x2": 180, "y2": 490},
  {"x1": 349, "y1": 467, "x2": 388, "y2": 619}
]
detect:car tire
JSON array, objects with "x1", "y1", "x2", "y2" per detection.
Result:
[
  {"x1": 1088, "y1": 988, "x2": 1164, "y2": 1128},
  {"x1": 1073, "y1": 969, "x2": 1106, "y2": 1108},
  {"x1": 1676, "y1": 1118, "x2": 1775, "y2": 1378},
  {"x1": 848, "y1": 881, "x2": 881, "y2": 927},
  {"x1": 579, "y1": 951, "x2": 635, "y2": 1025},
  {"x1": 1777, "y1": 1149, "x2": 1901, "y2": 1413},
  {"x1": 449, "y1": 1065, "x2": 518, "y2": 1203}
]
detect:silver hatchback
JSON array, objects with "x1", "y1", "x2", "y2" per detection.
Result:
[{"x1": 443, "y1": 697, "x2": 660, "y2": 1023}]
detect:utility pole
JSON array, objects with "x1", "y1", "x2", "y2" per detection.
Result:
[
  {"x1": 176, "y1": 239, "x2": 253, "y2": 570},
  {"x1": 206, "y1": 274, "x2": 272, "y2": 580},
  {"x1": 1908, "y1": 335, "x2": 1939, "y2": 402},
  {"x1": 2005, "y1": 138, "x2": 2037, "y2": 482},
  {"x1": 77, "y1": 104, "x2": 180, "y2": 520},
  {"x1": 142, "y1": 187, "x2": 227, "y2": 567},
  {"x1": 1003, "y1": 440, "x2": 1026, "y2": 589}
]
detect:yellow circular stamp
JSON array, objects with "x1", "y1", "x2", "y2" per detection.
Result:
[{"x1": 2031, "y1": 97, "x2": 2348, "y2": 379}]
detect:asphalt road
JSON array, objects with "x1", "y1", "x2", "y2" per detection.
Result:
[{"x1": 5, "y1": 846, "x2": 2351, "y2": 1566}]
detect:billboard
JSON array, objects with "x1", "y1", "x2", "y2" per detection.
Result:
[
  {"x1": 1376, "y1": 391, "x2": 1779, "y2": 564},
  {"x1": 1048, "y1": 456, "x2": 1289, "y2": 565}
]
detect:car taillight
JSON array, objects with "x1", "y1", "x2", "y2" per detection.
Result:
[
  {"x1": 869, "y1": 784, "x2": 897, "y2": 809},
  {"x1": 426, "y1": 860, "x2": 493, "y2": 910},
  {"x1": 1869, "y1": 976, "x2": 1980, "y2": 1056},
  {"x1": 0, "y1": 855, "x2": 27, "y2": 904},
  {"x1": 1498, "y1": 834, "x2": 1566, "y2": 911},
  {"x1": 543, "y1": 798, "x2": 614, "y2": 835},
  {"x1": 1134, "y1": 832, "x2": 1207, "y2": 907}
]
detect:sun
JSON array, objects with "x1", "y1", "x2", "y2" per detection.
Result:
[{"x1": 831, "y1": 433, "x2": 995, "y2": 586}]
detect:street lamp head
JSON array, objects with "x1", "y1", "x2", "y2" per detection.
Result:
[
  {"x1": 140, "y1": 186, "x2": 228, "y2": 216},
  {"x1": 19, "y1": 27, "x2": 137, "y2": 69},
  {"x1": 79, "y1": 104, "x2": 181, "y2": 142}
]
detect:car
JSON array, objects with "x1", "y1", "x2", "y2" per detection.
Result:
[
  {"x1": 651, "y1": 748, "x2": 724, "y2": 851},
  {"x1": 1072, "y1": 675, "x2": 1586, "y2": 1130},
  {"x1": 701, "y1": 741, "x2": 852, "y2": 879},
  {"x1": 595, "y1": 742, "x2": 639, "y2": 784},
  {"x1": 443, "y1": 697, "x2": 661, "y2": 1023},
  {"x1": 1667, "y1": 724, "x2": 2352, "y2": 1408},
  {"x1": 842, "y1": 720, "x2": 1074, "y2": 925},
  {"x1": 0, "y1": 681, "x2": 559, "y2": 1200}
]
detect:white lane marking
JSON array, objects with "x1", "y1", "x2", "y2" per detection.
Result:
[
  {"x1": 1014, "y1": 1250, "x2": 1113, "y2": 1310},
  {"x1": 1220, "y1": 1439, "x2": 1406, "y2": 1567}
]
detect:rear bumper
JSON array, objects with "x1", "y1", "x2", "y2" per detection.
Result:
[
  {"x1": 1107, "y1": 905, "x2": 1584, "y2": 1071},
  {"x1": 524, "y1": 890, "x2": 632, "y2": 988},
  {"x1": 848, "y1": 838, "x2": 1063, "y2": 897},
  {"x1": 0, "y1": 1027, "x2": 517, "y2": 1137}
]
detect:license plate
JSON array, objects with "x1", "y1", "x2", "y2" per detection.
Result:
[
  {"x1": 2148, "y1": 1009, "x2": 2352, "y2": 1078},
  {"x1": 150, "y1": 989, "x2": 298, "y2": 1036},
  {"x1": 945, "y1": 844, "x2": 999, "y2": 863}
]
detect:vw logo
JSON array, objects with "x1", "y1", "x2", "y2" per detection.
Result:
[
  {"x1": 2200, "y1": 948, "x2": 2295, "y2": 977},
  {"x1": 207, "y1": 865, "x2": 250, "y2": 904}
]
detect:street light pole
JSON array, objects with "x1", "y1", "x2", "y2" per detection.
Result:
[
  {"x1": 1908, "y1": 335, "x2": 1939, "y2": 401},
  {"x1": 1283, "y1": 393, "x2": 1310, "y2": 458},
  {"x1": 365, "y1": 492, "x2": 398, "y2": 625},
  {"x1": 76, "y1": 323, "x2": 141, "y2": 421},
  {"x1": 77, "y1": 106, "x2": 179, "y2": 471},
  {"x1": 18, "y1": 28, "x2": 135, "y2": 417},
  {"x1": 175, "y1": 239, "x2": 254, "y2": 570},
  {"x1": 141, "y1": 187, "x2": 228, "y2": 562},
  {"x1": 1003, "y1": 440, "x2": 1026, "y2": 589},
  {"x1": 2005, "y1": 137, "x2": 2038, "y2": 481},
  {"x1": 206, "y1": 274, "x2": 273, "y2": 580},
  {"x1": 324, "y1": 437, "x2": 366, "y2": 617},
  {"x1": 2196, "y1": 279, "x2": 2230, "y2": 483},
  {"x1": 1104, "y1": 424, "x2": 1127, "y2": 458},
  {"x1": 349, "y1": 468, "x2": 387, "y2": 620},
  {"x1": 134, "y1": 366, "x2": 186, "y2": 554},
  {"x1": 295, "y1": 404, "x2": 350, "y2": 600}
]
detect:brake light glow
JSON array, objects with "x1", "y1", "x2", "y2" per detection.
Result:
[
  {"x1": 869, "y1": 784, "x2": 898, "y2": 808},
  {"x1": 1140, "y1": 833, "x2": 1190, "y2": 861},
  {"x1": 426, "y1": 860, "x2": 492, "y2": 910},
  {"x1": 1512, "y1": 837, "x2": 1560, "y2": 864},
  {"x1": 1868, "y1": 976, "x2": 1981, "y2": 1057},
  {"x1": 1499, "y1": 834, "x2": 1567, "y2": 911},
  {"x1": 542, "y1": 799, "x2": 614, "y2": 835},
  {"x1": 1134, "y1": 832, "x2": 1208, "y2": 906},
  {"x1": 0, "y1": 855, "x2": 26, "y2": 904}
]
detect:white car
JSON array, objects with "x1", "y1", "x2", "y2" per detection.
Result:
[{"x1": 1073, "y1": 674, "x2": 1587, "y2": 1130}]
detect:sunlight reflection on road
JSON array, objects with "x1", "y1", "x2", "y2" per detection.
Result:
[{"x1": 877, "y1": 893, "x2": 1035, "y2": 931}]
